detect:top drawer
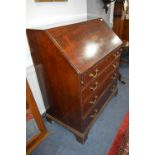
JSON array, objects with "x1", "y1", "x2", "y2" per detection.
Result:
[{"x1": 82, "y1": 50, "x2": 120, "y2": 85}]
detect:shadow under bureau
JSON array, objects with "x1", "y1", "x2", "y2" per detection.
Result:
[{"x1": 26, "y1": 18, "x2": 122, "y2": 144}]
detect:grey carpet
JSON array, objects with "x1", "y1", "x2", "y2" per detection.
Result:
[{"x1": 31, "y1": 64, "x2": 129, "y2": 155}]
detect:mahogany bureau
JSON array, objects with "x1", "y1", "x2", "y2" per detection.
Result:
[{"x1": 26, "y1": 18, "x2": 122, "y2": 143}]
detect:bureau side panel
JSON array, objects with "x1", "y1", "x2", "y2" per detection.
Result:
[{"x1": 26, "y1": 30, "x2": 82, "y2": 131}]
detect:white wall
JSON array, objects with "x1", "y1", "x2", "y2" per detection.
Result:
[
  {"x1": 26, "y1": 0, "x2": 87, "y2": 28},
  {"x1": 87, "y1": 0, "x2": 114, "y2": 28},
  {"x1": 26, "y1": 0, "x2": 87, "y2": 114}
]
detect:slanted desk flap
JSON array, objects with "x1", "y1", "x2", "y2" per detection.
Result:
[{"x1": 46, "y1": 18, "x2": 122, "y2": 73}]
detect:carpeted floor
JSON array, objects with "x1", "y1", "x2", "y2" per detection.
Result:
[
  {"x1": 108, "y1": 112, "x2": 129, "y2": 155},
  {"x1": 31, "y1": 64, "x2": 129, "y2": 155}
]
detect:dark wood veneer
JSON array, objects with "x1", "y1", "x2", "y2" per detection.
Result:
[{"x1": 26, "y1": 18, "x2": 122, "y2": 143}]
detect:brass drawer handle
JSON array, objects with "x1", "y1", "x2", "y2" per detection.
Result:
[
  {"x1": 89, "y1": 69, "x2": 99, "y2": 79},
  {"x1": 113, "y1": 53, "x2": 117, "y2": 58},
  {"x1": 90, "y1": 113, "x2": 97, "y2": 118},
  {"x1": 117, "y1": 53, "x2": 121, "y2": 57},
  {"x1": 90, "y1": 109, "x2": 98, "y2": 118},
  {"x1": 90, "y1": 82, "x2": 98, "y2": 91},
  {"x1": 112, "y1": 73, "x2": 117, "y2": 80},
  {"x1": 89, "y1": 95, "x2": 98, "y2": 105},
  {"x1": 111, "y1": 88, "x2": 115, "y2": 93},
  {"x1": 113, "y1": 63, "x2": 118, "y2": 69},
  {"x1": 111, "y1": 85, "x2": 116, "y2": 93},
  {"x1": 113, "y1": 52, "x2": 121, "y2": 58},
  {"x1": 111, "y1": 87, "x2": 117, "y2": 93},
  {"x1": 94, "y1": 109, "x2": 98, "y2": 113}
]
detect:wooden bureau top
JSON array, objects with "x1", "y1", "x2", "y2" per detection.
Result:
[{"x1": 28, "y1": 18, "x2": 122, "y2": 73}]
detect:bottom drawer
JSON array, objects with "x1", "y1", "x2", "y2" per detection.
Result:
[{"x1": 82, "y1": 81, "x2": 117, "y2": 132}]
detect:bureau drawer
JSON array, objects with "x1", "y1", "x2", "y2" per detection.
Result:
[
  {"x1": 82, "y1": 75, "x2": 117, "y2": 117},
  {"x1": 82, "y1": 59, "x2": 119, "y2": 100},
  {"x1": 82, "y1": 82, "x2": 117, "y2": 131},
  {"x1": 83, "y1": 50, "x2": 120, "y2": 85}
]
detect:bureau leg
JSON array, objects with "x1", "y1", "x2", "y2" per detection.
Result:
[{"x1": 75, "y1": 134, "x2": 88, "y2": 144}]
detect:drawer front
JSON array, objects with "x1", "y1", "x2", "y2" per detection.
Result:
[
  {"x1": 82, "y1": 82, "x2": 117, "y2": 131},
  {"x1": 82, "y1": 59, "x2": 119, "y2": 100},
  {"x1": 82, "y1": 74, "x2": 117, "y2": 117},
  {"x1": 82, "y1": 50, "x2": 120, "y2": 85}
]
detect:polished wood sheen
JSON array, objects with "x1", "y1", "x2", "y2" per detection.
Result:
[{"x1": 26, "y1": 18, "x2": 122, "y2": 143}]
